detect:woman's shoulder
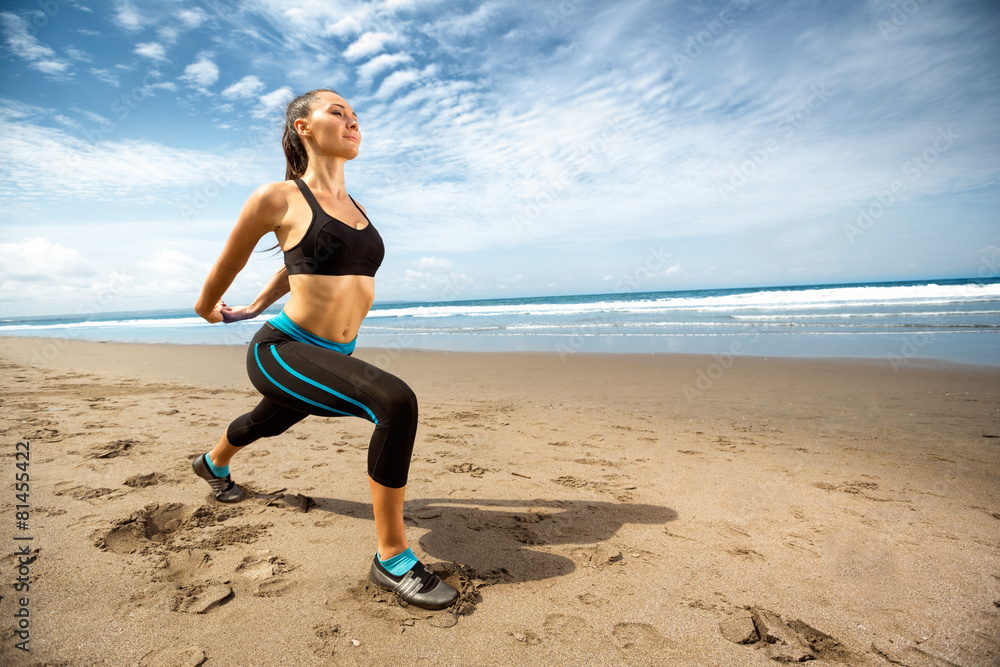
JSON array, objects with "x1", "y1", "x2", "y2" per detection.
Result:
[
  {"x1": 243, "y1": 180, "x2": 301, "y2": 212},
  {"x1": 252, "y1": 179, "x2": 300, "y2": 200},
  {"x1": 232, "y1": 181, "x2": 302, "y2": 230}
]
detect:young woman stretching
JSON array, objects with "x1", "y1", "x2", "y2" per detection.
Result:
[{"x1": 193, "y1": 88, "x2": 457, "y2": 611}]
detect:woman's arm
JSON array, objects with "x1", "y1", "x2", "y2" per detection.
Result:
[
  {"x1": 220, "y1": 265, "x2": 290, "y2": 322},
  {"x1": 195, "y1": 183, "x2": 287, "y2": 323}
]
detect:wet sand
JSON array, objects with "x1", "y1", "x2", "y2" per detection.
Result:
[{"x1": 1, "y1": 336, "x2": 998, "y2": 666}]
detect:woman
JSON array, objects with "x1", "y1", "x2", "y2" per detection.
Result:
[{"x1": 193, "y1": 88, "x2": 457, "y2": 611}]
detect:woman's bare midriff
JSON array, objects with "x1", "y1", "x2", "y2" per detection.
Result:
[{"x1": 282, "y1": 274, "x2": 375, "y2": 343}]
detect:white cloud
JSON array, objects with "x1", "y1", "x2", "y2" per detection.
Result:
[
  {"x1": 325, "y1": 14, "x2": 363, "y2": 37},
  {"x1": 223, "y1": 75, "x2": 266, "y2": 99},
  {"x1": 157, "y1": 26, "x2": 179, "y2": 45},
  {"x1": 398, "y1": 256, "x2": 470, "y2": 297},
  {"x1": 31, "y1": 59, "x2": 71, "y2": 75},
  {"x1": 345, "y1": 31, "x2": 395, "y2": 60},
  {"x1": 413, "y1": 257, "x2": 453, "y2": 272},
  {"x1": 357, "y1": 52, "x2": 413, "y2": 86},
  {"x1": 64, "y1": 47, "x2": 92, "y2": 62},
  {"x1": 180, "y1": 54, "x2": 219, "y2": 91},
  {"x1": 177, "y1": 8, "x2": 210, "y2": 29},
  {"x1": 0, "y1": 238, "x2": 94, "y2": 284},
  {"x1": 1, "y1": 12, "x2": 71, "y2": 76},
  {"x1": 429, "y1": 2, "x2": 500, "y2": 39},
  {"x1": 90, "y1": 68, "x2": 121, "y2": 86},
  {"x1": 134, "y1": 42, "x2": 169, "y2": 62},
  {"x1": 52, "y1": 114, "x2": 80, "y2": 129},
  {"x1": 374, "y1": 65, "x2": 436, "y2": 99},
  {"x1": 112, "y1": 0, "x2": 143, "y2": 32},
  {"x1": 0, "y1": 113, "x2": 267, "y2": 205},
  {"x1": 253, "y1": 86, "x2": 294, "y2": 119}
]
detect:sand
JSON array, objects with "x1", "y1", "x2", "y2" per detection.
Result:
[{"x1": 0, "y1": 335, "x2": 998, "y2": 666}]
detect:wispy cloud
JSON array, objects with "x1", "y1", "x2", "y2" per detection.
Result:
[
  {"x1": 1, "y1": 12, "x2": 71, "y2": 76},
  {"x1": 111, "y1": 0, "x2": 143, "y2": 32},
  {"x1": 253, "y1": 86, "x2": 294, "y2": 118},
  {"x1": 90, "y1": 68, "x2": 122, "y2": 86},
  {"x1": 0, "y1": 108, "x2": 265, "y2": 205},
  {"x1": 177, "y1": 8, "x2": 210, "y2": 29},
  {"x1": 345, "y1": 31, "x2": 397, "y2": 60},
  {"x1": 223, "y1": 75, "x2": 266, "y2": 99},
  {"x1": 357, "y1": 52, "x2": 414, "y2": 86},
  {"x1": 373, "y1": 65, "x2": 436, "y2": 99}
]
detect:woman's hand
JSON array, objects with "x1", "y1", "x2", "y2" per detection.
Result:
[
  {"x1": 200, "y1": 300, "x2": 227, "y2": 324},
  {"x1": 220, "y1": 303, "x2": 261, "y2": 323}
]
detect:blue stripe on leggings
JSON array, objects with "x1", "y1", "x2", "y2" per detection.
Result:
[
  {"x1": 268, "y1": 345, "x2": 379, "y2": 424},
  {"x1": 253, "y1": 343, "x2": 358, "y2": 420}
]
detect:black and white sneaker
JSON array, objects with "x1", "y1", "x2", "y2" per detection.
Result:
[
  {"x1": 369, "y1": 554, "x2": 459, "y2": 610},
  {"x1": 191, "y1": 453, "x2": 244, "y2": 503}
]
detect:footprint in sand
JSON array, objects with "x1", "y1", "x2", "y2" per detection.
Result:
[
  {"x1": 24, "y1": 427, "x2": 61, "y2": 442},
  {"x1": 542, "y1": 613, "x2": 589, "y2": 641},
  {"x1": 94, "y1": 502, "x2": 265, "y2": 555},
  {"x1": 171, "y1": 582, "x2": 234, "y2": 614},
  {"x1": 96, "y1": 503, "x2": 195, "y2": 554},
  {"x1": 554, "y1": 475, "x2": 590, "y2": 488},
  {"x1": 89, "y1": 438, "x2": 140, "y2": 459},
  {"x1": 510, "y1": 630, "x2": 543, "y2": 645},
  {"x1": 235, "y1": 550, "x2": 297, "y2": 597},
  {"x1": 447, "y1": 462, "x2": 487, "y2": 477},
  {"x1": 309, "y1": 622, "x2": 344, "y2": 659},
  {"x1": 728, "y1": 547, "x2": 766, "y2": 561},
  {"x1": 54, "y1": 481, "x2": 126, "y2": 501},
  {"x1": 612, "y1": 622, "x2": 673, "y2": 653},
  {"x1": 571, "y1": 543, "x2": 624, "y2": 568},
  {"x1": 152, "y1": 549, "x2": 213, "y2": 584},
  {"x1": 124, "y1": 472, "x2": 172, "y2": 488}
]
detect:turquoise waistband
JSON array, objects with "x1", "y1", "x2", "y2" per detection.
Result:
[{"x1": 267, "y1": 310, "x2": 357, "y2": 355}]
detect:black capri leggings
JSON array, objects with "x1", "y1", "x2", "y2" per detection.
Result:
[{"x1": 225, "y1": 321, "x2": 417, "y2": 488}]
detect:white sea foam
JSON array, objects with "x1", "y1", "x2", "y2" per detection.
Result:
[
  {"x1": 364, "y1": 283, "x2": 1000, "y2": 320},
  {"x1": 1, "y1": 283, "x2": 998, "y2": 344}
]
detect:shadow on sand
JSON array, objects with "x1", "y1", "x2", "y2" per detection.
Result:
[{"x1": 271, "y1": 494, "x2": 677, "y2": 585}]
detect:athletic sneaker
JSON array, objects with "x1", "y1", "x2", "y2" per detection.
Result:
[
  {"x1": 369, "y1": 554, "x2": 459, "y2": 610},
  {"x1": 191, "y1": 453, "x2": 244, "y2": 503}
]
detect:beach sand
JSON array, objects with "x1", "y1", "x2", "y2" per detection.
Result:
[{"x1": 1, "y1": 336, "x2": 998, "y2": 666}]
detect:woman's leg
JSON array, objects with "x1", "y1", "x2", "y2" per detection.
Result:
[
  {"x1": 207, "y1": 432, "x2": 239, "y2": 468},
  {"x1": 370, "y1": 477, "x2": 408, "y2": 559},
  {"x1": 193, "y1": 395, "x2": 309, "y2": 501},
  {"x1": 199, "y1": 325, "x2": 454, "y2": 607},
  {"x1": 246, "y1": 337, "x2": 419, "y2": 488}
]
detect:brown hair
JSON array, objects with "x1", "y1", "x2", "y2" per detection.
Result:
[{"x1": 282, "y1": 88, "x2": 339, "y2": 180}]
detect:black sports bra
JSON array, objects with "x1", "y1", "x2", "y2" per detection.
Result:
[{"x1": 283, "y1": 179, "x2": 384, "y2": 277}]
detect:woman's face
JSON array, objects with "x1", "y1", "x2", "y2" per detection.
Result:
[{"x1": 297, "y1": 91, "x2": 361, "y2": 160}]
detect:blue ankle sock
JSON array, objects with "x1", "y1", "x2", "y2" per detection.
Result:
[
  {"x1": 204, "y1": 452, "x2": 229, "y2": 478},
  {"x1": 378, "y1": 548, "x2": 418, "y2": 576}
]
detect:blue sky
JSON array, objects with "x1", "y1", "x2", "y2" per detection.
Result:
[{"x1": 1, "y1": 0, "x2": 998, "y2": 317}]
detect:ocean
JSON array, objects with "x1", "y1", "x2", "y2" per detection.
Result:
[{"x1": 2, "y1": 278, "x2": 999, "y2": 366}]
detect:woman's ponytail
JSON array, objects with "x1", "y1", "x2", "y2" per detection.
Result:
[{"x1": 282, "y1": 88, "x2": 338, "y2": 180}]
